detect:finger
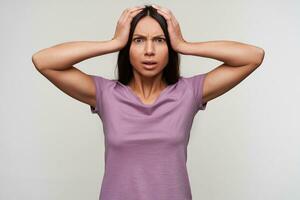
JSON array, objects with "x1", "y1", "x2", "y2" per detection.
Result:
[
  {"x1": 155, "y1": 5, "x2": 175, "y2": 21},
  {"x1": 121, "y1": 6, "x2": 143, "y2": 18},
  {"x1": 154, "y1": 7, "x2": 178, "y2": 27},
  {"x1": 152, "y1": 4, "x2": 175, "y2": 18},
  {"x1": 160, "y1": 7, "x2": 171, "y2": 14},
  {"x1": 120, "y1": 6, "x2": 143, "y2": 20},
  {"x1": 118, "y1": 6, "x2": 143, "y2": 27},
  {"x1": 152, "y1": 4, "x2": 171, "y2": 14},
  {"x1": 126, "y1": 5, "x2": 145, "y2": 12},
  {"x1": 155, "y1": 8, "x2": 173, "y2": 24},
  {"x1": 152, "y1": 4, "x2": 162, "y2": 10},
  {"x1": 152, "y1": 5, "x2": 170, "y2": 18},
  {"x1": 119, "y1": 7, "x2": 141, "y2": 22},
  {"x1": 123, "y1": 8, "x2": 143, "y2": 23},
  {"x1": 126, "y1": 7, "x2": 144, "y2": 17}
]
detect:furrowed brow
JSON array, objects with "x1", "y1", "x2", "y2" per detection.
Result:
[{"x1": 133, "y1": 34, "x2": 165, "y2": 38}]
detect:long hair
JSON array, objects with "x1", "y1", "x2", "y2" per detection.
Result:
[{"x1": 114, "y1": 5, "x2": 181, "y2": 85}]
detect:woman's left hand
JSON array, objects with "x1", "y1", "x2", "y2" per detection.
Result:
[{"x1": 152, "y1": 4, "x2": 187, "y2": 53}]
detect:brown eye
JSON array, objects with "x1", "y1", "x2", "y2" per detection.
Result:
[
  {"x1": 156, "y1": 38, "x2": 166, "y2": 43},
  {"x1": 133, "y1": 38, "x2": 143, "y2": 43}
]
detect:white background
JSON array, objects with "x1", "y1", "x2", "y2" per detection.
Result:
[{"x1": 1, "y1": 0, "x2": 299, "y2": 199}]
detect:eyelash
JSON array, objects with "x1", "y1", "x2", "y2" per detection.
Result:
[{"x1": 133, "y1": 38, "x2": 166, "y2": 43}]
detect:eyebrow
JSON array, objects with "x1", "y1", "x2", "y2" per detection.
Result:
[{"x1": 133, "y1": 34, "x2": 165, "y2": 38}]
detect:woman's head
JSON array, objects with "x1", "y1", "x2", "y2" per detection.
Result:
[{"x1": 116, "y1": 5, "x2": 181, "y2": 85}]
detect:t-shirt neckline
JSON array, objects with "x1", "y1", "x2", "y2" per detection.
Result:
[
  {"x1": 116, "y1": 79, "x2": 181, "y2": 108},
  {"x1": 125, "y1": 84, "x2": 171, "y2": 107}
]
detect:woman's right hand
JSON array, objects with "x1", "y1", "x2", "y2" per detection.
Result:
[{"x1": 112, "y1": 5, "x2": 145, "y2": 49}]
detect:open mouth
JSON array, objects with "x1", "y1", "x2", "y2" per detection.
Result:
[
  {"x1": 142, "y1": 61, "x2": 157, "y2": 65},
  {"x1": 142, "y1": 61, "x2": 157, "y2": 70}
]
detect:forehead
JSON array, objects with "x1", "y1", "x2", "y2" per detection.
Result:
[{"x1": 133, "y1": 16, "x2": 164, "y2": 36}]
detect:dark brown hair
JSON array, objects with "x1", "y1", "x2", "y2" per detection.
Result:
[{"x1": 114, "y1": 5, "x2": 181, "y2": 85}]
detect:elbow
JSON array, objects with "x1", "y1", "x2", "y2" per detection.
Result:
[
  {"x1": 252, "y1": 47, "x2": 265, "y2": 67},
  {"x1": 251, "y1": 47, "x2": 265, "y2": 67},
  {"x1": 32, "y1": 53, "x2": 41, "y2": 71},
  {"x1": 32, "y1": 52, "x2": 47, "y2": 71}
]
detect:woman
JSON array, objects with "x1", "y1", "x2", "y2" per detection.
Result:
[{"x1": 32, "y1": 4, "x2": 265, "y2": 200}]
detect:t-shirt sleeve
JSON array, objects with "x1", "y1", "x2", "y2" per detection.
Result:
[
  {"x1": 187, "y1": 73, "x2": 208, "y2": 111},
  {"x1": 89, "y1": 75, "x2": 109, "y2": 114}
]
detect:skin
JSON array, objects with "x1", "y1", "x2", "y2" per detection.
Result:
[
  {"x1": 151, "y1": 4, "x2": 265, "y2": 104},
  {"x1": 128, "y1": 16, "x2": 170, "y2": 104},
  {"x1": 111, "y1": 4, "x2": 265, "y2": 106},
  {"x1": 32, "y1": 5, "x2": 265, "y2": 110}
]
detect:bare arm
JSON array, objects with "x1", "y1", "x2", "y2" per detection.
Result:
[
  {"x1": 179, "y1": 40, "x2": 265, "y2": 104},
  {"x1": 180, "y1": 40, "x2": 264, "y2": 66},
  {"x1": 32, "y1": 39, "x2": 121, "y2": 71},
  {"x1": 31, "y1": 39, "x2": 122, "y2": 109},
  {"x1": 31, "y1": 6, "x2": 144, "y2": 110},
  {"x1": 149, "y1": 5, "x2": 265, "y2": 106}
]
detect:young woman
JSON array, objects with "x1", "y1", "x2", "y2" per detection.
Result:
[{"x1": 32, "y1": 4, "x2": 265, "y2": 200}]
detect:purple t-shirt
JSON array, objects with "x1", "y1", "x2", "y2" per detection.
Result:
[{"x1": 90, "y1": 73, "x2": 207, "y2": 200}]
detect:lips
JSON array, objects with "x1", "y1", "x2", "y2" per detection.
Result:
[
  {"x1": 142, "y1": 61, "x2": 157, "y2": 70},
  {"x1": 142, "y1": 61, "x2": 157, "y2": 64}
]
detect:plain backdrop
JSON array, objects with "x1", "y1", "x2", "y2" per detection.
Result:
[{"x1": 1, "y1": 0, "x2": 299, "y2": 200}]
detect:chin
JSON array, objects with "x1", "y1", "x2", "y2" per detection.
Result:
[{"x1": 143, "y1": 70, "x2": 165, "y2": 78}]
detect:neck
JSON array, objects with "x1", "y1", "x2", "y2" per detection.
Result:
[{"x1": 128, "y1": 75, "x2": 167, "y2": 97}]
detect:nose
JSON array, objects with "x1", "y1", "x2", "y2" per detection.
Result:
[{"x1": 144, "y1": 40, "x2": 155, "y2": 56}]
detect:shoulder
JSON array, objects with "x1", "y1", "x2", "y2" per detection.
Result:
[
  {"x1": 90, "y1": 74, "x2": 112, "y2": 83},
  {"x1": 180, "y1": 73, "x2": 206, "y2": 89},
  {"x1": 89, "y1": 75, "x2": 115, "y2": 88},
  {"x1": 181, "y1": 73, "x2": 207, "y2": 110}
]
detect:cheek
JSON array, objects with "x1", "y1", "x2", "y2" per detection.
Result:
[
  {"x1": 129, "y1": 46, "x2": 142, "y2": 59},
  {"x1": 158, "y1": 45, "x2": 168, "y2": 55},
  {"x1": 158, "y1": 46, "x2": 169, "y2": 63},
  {"x1": 129, "y1": 47, "x2": 138, "y2": 63}
]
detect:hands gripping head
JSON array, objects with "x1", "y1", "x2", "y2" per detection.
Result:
[{"x1": 113, "y1": 5, "x2": 170, "y2": 49}]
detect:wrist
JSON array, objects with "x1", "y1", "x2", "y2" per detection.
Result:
[
  {"x1": 177, "y1": 41, "x2": 190, "y2": 55},
  {"x1": 110, "y1": 38, "x2": 124, "y2": 51}
]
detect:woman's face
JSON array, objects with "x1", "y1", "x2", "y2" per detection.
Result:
[{"x1": 129, "y1": 16, "x2": 169, "y2": 78}]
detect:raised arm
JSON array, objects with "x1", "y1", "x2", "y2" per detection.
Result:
[
  {"x1": 32, "y1": 40, "x2": 121, "y2": 109},
  {"x1": 179, "y1": 40, "x2": 265, "y2": 104},
  {"x1": 152, "y1": 4, "x2": 265, "y2": 105},
  {"x1": 32, "y1": 5, "x2": 145, "y2": 110},
  {"x1": 32, "y1": 40, "x2": 121, "y2": 71}
]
